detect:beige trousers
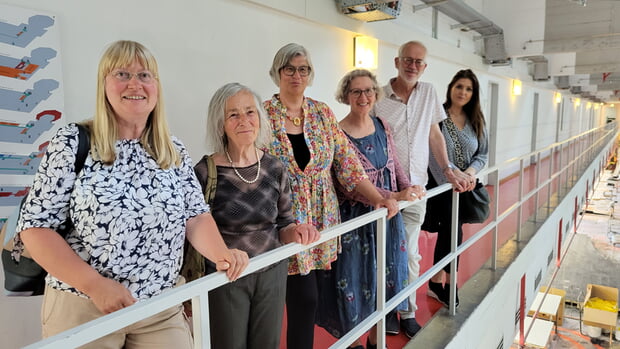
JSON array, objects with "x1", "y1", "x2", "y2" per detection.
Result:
[{"x1": 41, "y1": 286, "x2": 193, "y2": 349}]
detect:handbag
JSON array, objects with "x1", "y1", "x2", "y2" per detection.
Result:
[
  {"x1": 1, "y1": 123, "x2": 90, "y2": 296},
  {"x1": 180, "y1": 154, "x2": 216, "y2": 283},
  {"x1": 443, "y1": 118, "x2": 490, "y2": 224},
  {"x1": 459, "y1": 181, "x2": 490, "y2": 224}
]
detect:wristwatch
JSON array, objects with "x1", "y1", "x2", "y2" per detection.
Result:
[{"x1": 442, "y1": 163, "x2": 457, "y2": 172}]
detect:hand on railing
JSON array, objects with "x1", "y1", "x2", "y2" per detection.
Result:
[
  {"x1": 392, "y1": 185, "x2": 426, "y2": 201},
  {"x1": 216, "y1": 248, "x2": 249, "y2": 281},
  {"x1": 375, "y1": 197, "x2": 399, "y2": 218},
  {"x1": 86, "y1": 277, "x2": 137, "y2": 314},
  {"x1": 280, "y1": 223, "x2": 320, "y2": 245}
]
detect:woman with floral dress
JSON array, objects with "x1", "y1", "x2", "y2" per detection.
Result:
[
  {"x1": 264, "y1": 43, "x2": 399, "y2": 349},
  {"x1": 317, "y1": 69, "x2": 425, "y2": 349}
]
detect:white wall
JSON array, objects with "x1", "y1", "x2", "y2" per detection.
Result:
[{"x1": 0, "y1": 0, "x2": 595, "y2": 347}]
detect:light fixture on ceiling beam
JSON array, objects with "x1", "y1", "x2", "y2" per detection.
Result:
[
  {"x1": 354, "y1": 36, "x2": 378, "y2": 69},
  {"x1": 574, "y1": 98, "x2": 581, "y2": 106},
  {"x1": 555, "y1": 92, "x2": 562, "y2": 104},
  {"x1": 512, "y1": 79, "x2": 522, "y2": 96}
]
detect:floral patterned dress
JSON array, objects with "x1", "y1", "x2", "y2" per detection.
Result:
[
  {"x1": 16, "y1": 124, "x2": 207, "y2": 300},
  {"x1": 316, "y1": 116, "x2": 409, "y2": 337},
  {"x1": 264, "y1": 95, "x2": 368, "y2": 275}
]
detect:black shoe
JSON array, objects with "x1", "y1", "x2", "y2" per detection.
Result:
[
  {"x1": 427, "y1": 281, "x2": 447, "y2": 307},
  {"x1": 444, "y1": 283, "x2": 460, "y2": 308},
  {"x1": 400, "y1": 318, "x2": 421, "y2": 338},
  {"x1": 385, "y1": 310, "x2": 399, "y2": 335},
  {"x1": 366, "y1": 337, "x2": 388, "y2": 349}
]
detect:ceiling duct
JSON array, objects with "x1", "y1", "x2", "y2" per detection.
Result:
[
  {"x1": 336, "y1": 0, "x2": 402, "y2": 22},
  {"x1": 555, "y1": 76, "x2": 570, "y2": 89},
  {"x1": 416, "y1": 0, "x2": 509, "y2": 65},
  {"x1": 570, "y1": 86, "x2": 582, "y2": 94},
  {"x1": 520, "y1": 56, "x2": 550, "y2": 81}
]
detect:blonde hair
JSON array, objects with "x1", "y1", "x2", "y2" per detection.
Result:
[
  {"x1": 92, "y1": 40, "x2": 179, "y2": 169},
  {"x1": 335, "y1": 69, "x2": 384, "y2": 104}
]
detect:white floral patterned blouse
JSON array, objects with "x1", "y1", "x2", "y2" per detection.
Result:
[{"x1": 16, "y1": 124, "x2": 208, "y2": 300}]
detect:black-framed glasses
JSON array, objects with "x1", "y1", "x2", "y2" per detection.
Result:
[
  {"x1": 399, "y1": 57, "x2": 426, "y2": 67},
  {"x1": 348, "y1": 88, "x2": 376, "y2": 98},
  {"x1": 110, "y1": 70, "x2": 156, "y2": 84},
  {"x1": 281, "y1": 65, "x2": 311, "y2": 77}
]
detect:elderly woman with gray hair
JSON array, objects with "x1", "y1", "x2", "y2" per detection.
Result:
[
  {"x1": 264, "y1": 44, "x2": 399, "y2": 349},
  {"x1": 195, "y1": 82, "x2": 320, "y2": 349}
]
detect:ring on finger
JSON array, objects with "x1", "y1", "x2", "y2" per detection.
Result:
[{"x1": 410, "y1": 192, "x2": 417, "y2": 198}]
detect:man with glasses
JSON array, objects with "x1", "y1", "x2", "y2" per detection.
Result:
[{"x1": 373, "y1": 40, "x2": 469, "y2": 338}]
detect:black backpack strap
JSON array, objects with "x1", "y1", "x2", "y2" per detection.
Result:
[{"x1": 74, "y1": 123, "x2": 90, "y2": 174}]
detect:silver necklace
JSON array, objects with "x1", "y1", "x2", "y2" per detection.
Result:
[{"x1": 225, "y1": 147, "x2": 261, "y2": 184}]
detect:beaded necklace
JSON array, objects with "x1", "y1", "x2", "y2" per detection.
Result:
[{"x1": 225, "y1": 147, "x2": 261, "y2": 184}]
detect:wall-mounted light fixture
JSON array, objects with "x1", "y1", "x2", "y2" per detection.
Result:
[
  {"x1": 574, "y1": 98, "x2": 581, "y2": 107},
  {"x1": 354, "y1": 36, "x2": 378, "y2": 69},
  {"x1": 586, "y1": 101, "x2": 592, "y2": 109},
  {"x1": 554, "y1": 92, "x2": 562, "y2": 104},
  {"x1": 511, "y1": 79, "x2": 522, "y2": 96},
  {"x1": 611, "y1": 104, "x2": 615, "y2": 108},
  {"x1": 594, "y1": 103, "x2": 600, "y2": 110}
]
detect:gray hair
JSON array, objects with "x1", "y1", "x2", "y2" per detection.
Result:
[
  {"x1": 335, "y1": 69, "x2": 384, "y2": 105},
  {"x1": 206, "y1": 83, "x2": 272, "y2": 153},
  {"x1": 268, "y1": 43, "x2": 315, "y2": 87},
  {"x1": 398, "y1": 40, "x2": 427, "y2": 57}
]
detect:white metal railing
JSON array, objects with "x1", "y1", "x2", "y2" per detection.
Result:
[{"x1": 25, "y1": 122, "x2": 618, "y2": 349}]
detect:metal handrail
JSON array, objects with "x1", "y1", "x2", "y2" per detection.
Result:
[{"x1": 25, "y1": 122, "x2": 618, "y2": 348}]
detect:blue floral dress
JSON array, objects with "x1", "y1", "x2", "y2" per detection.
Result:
[{"x1": 317, "y1": 117, "x2": 408, "y2": 338}]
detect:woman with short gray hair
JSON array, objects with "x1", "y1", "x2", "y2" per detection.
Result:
[
  {"x1": 195, "y1": 82, "x2": 320, "y2": 349},
  {"x1": 264, "y1": 44, "x2": 399, "y2": 349}
]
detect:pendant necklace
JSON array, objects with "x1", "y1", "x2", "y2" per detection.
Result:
[
  {"x1": 225, "y1": 147, "x2": 261, "y2": 184},
  {"x1": 286, "y1": 111, "x2": 302, "y2": 127}
]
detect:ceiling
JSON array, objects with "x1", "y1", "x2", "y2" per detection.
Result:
[
  {"x1": 340, "y1": 0, "x2": 620, "y2": 102},
  {"x1": 544, "y1": 0, "x2": 620, "y2": 102}
]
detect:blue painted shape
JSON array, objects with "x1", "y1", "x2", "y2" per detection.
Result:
[
  {"x1": 0, "y1": 15, "x2": 54, "y2": 48},
  {"x1": 0, "y1": 110, "x2": 58, "y2": 143},
  {"x1": 0, "y1": 186, "x2": 29, "y2": 207},
  {"x1": 0, "y1": 142, "x2": 48, "y2": 175},
  {"x1": 0, "y1": 79, "x2": 59, "y2": 112},
  {"x1": 0, "y1": 47, "x2": 57, "y2": 80}
]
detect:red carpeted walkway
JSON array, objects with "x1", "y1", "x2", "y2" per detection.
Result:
[{"x1": 280, "y1": 150, "x2": 564, "y2": 348}]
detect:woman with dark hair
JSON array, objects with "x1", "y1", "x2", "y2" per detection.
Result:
[{"x1": 426, "y1": 69, "x2": 488, "y2": 308}]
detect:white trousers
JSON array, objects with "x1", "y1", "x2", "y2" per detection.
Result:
[{"x1": 399, "y1": 201, "x2": 426, "y2": 319}]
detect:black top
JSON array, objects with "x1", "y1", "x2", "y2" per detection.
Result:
[{"x1": 287, "y1": 133, "x2": 310, "y2": 171}]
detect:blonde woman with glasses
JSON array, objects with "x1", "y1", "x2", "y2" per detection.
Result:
[{"x1": 15, "y1": 40, "x2": 248, "y2": 348}]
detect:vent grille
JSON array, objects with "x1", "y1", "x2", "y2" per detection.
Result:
[{"x1": 548, "y1": 250, "x2": 554, "y2": 266}]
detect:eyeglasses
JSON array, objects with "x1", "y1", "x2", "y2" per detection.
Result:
[
  {"x1": 281, "y1": 65, "x2": 312, "y2": 77},
  {"x1": 348, "y1": 88, "x2": 376, "y2": 98},
  {"x1": 399, "y1": 57, "x2": 426, "y2": 67},
  {"x1": 110, "y1": 70, "x2": 156, "y2": 84}
]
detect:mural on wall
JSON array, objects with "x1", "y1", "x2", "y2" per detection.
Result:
[{"x1": 0, "y1": 5, "x2": 64, "y2": 223}]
